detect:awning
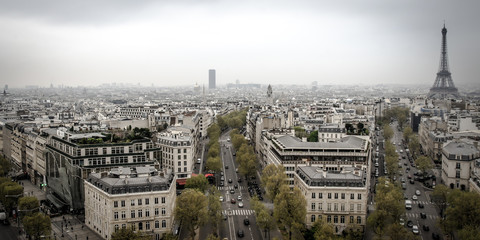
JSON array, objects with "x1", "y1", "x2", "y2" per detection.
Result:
[
  {"x1": 46, "y1": 194, "x2": 66, "y2": 209},
  {"x1": 176, "y1": 179, "x2": 187, "y2": 186}
]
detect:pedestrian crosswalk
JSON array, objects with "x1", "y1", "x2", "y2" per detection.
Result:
[
  {"x1": 412, "y1": 201, "x2": 431, "y2": 205},
  {"x1": 218, "y1": 186, "x2": 245, "y2": 191},
  {"x1": 405, "y1": 212, "x2": 438, "y2": 220},
  {"x1": 223, "y1": 209, "x2": 255, "y2": 216}
]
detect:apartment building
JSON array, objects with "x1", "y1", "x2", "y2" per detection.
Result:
[
  {"x1": 295, "y1": 166, "x2": 367, "y2": 233},
  {"x1": 84, "y1": 166, "x2": 176, "y2": 240},
  {"x1": 441, "y1": 139, "x2": 480, "y2": 191},
  {"x1": 157, "y1": 127, "x2": 194, "y2": 179}
]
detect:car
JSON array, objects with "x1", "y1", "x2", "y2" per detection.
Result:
[
  {"x1": 197, "y1": 158, "x2": 201, "y2": 164},
  {"x1": 418, "y1": 203, "x2": 424, "y2": 208},
  {"x1": 221, "y1": 176, "x2": 225, "y2": 181},
  {"x1": 399, "y1": 218, "x2": 405, "y2": 226},
  {"x1": 219, "y1": 196, "x2": 224, "y2": 202},
  {"x1": 225, "y1": 165, "x2": 229, "y2": 169},
  {"x1": 423, "y1": 225, "x2": 430, "y2": 231},
  {"x1": 420, "y1": 212, "x2": 427, "y2": 219},
  {"x1": 234, "y1": 184, "x2": 238, "y2": 189},
  {"x1": 237, "y1": 230, "x2": 244, "y2": 237},
  {"x1": 223, "y1": 213, "x2": 227, "y2": 220},
  {"x1": 404, "y1": 193, "x2": 408, "y2": 199},
  {"x1": 407, "y1": 174, "x2": 412, "y2": 179},
  {"x1": 238, "y1": 195, "x2": 242, "y2": 201},
  {"x1": 244, "y1": 218, "x2": 250, "y2": 225},
  {"x1": 407, "y1": 220, "x2": 413, "y2": 228},
  {"x1": 412, "y1": 225, "x2": 419, "y2": 234},
  {"x1": 228, "y1": 179, "x2": 233, "y2": 183},
  {"x1": 230, "y1": 189, "x2": 235, "y2": 194},
  {"x1": 238, "y1": 178, "x2": 242, "y2": 183},
  {"x1": 231, "y1": 198, "x2": 236, "y2": 204},
  {"x1": 236, "y1": 168, "x2": 239, "y2": 173},
  {"x1": 221, "y1": 171, "x2": 224, "y2": 176},
  {"x1": 220, "y1": 181, "x2": 224, "y2": 186},
  {"x1": 401, "y1": 178, "x2": 405, "y2": 183},
  {"x1": 238, "y1": 202, "x2": 244, "y2": 208},
  {"x1": 412, "y1": 195, "x2": 418, "y2": 200},
  {"x1": 415, "y1": 190, "x2": 421, "y2": 196},
  {"x1": 432, "y1": 233, "x2": 440, "y2": 240},
  {"x1": 409, "y1": 179, "x2": 415, "y2": 184}
]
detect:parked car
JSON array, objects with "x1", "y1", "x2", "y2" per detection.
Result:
[
  {"x1": 407, "y1": 220, "x2": 413, "y2": 228},
  {"x1": 415, "y1": 190, "x2": 421, "y2": 196},
  {"x1": 237, "y1": 230, "x2": 244, "y2": 237},
  {"x1": 420, "y1": 212, "x2": 427, "y2": 219},
  {"x1": 238, "y1": 195, "x2": 242, "y2": 201},
  {"x1": 219, "y1": 196, "x2": 224, "y2": 202},
  {"x1": 244, "y1": 218, "x2": 250, "y2": 225},
  {"x1": 231, "y1": 198, "x2": 236, "y2": 204},
  {"x1": 423, "y1": 225, "x2": 430, "y2": 231},
  {"x1": 412, "y1": 225, "x2": 419, "y2": 234}
]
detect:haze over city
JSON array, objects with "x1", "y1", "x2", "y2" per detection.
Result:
[{"x1": 1, "y1": 0, "x2": 480, "y2": 88}]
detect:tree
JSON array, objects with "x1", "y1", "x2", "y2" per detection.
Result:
[
  {"x1": 185, "y1": 174, "x2": 209, "y2": 193},
  {"x1": 18, "y1": 196, "x2": 40, "y2": 219},
  {"x1": 294, "y1": 126, "x2": 307, "y2": 138},
  {"x1": 431, "y1": 184, "x2": 450, "y2": 217},
  {"x1": 232, "y1": 134, "x2": 247, "y2": 151},
  {"x1": 458, "y1": 225, "x2": 480, "y2": 240},
  {"x1": 311, "y1": 219, "x2": 338, "y2": 240},
  {"x1": 307, "y1": 131, "x2": 318, "y2": 142},
  {"x1": 384, "y1": 222, "x2": 417, "y2": 240},
  {"x1": 383, "y1": 125, "x2": 394, "y2": 141},
  {"x1": 0, "y1": 181, "x2": 23, "y2": 212},
  {"x1": 385, "y1": 155, "x2": 399, "y2": 180},
  {"x1": 403, "y1": 127, "x2": 413, "y2": 144},
  {"x1": 251, "y1": 197, "x2": 275, "y2": 239},
  {"x1": 415, "y1": 156, "x2": 433, "y2": 175},
  {"x1": 236, "y1": 144, "x2": 257, "y2": 179},
  {"x1": 111, "y1": 227, "x2": 150, "y2": 240},
  {"x1": 274, "y1": 185, "x2": 306, "y2": 240},
  {"x1": 205, "y1": 156, "x2": 222, "y2": 173},
  {"x1": 0, "y1": 156, "x2": 11, "y2": 177},
  {"x1": 261, "y1": 164, "x2": 287, "y2": 202},
  {"x1": 206, "y1": 234, "x2": 220, "y2": 240},
  {"x1": 443, "y1": 189, "x2": 480, "y2": 235},
  {"x1": 357, "y1": 122, "x2": 364, "y2": 134},
  {"x1": 206, "y1": 187, "x2": 222, "y2": 235},
  {"x1": 408, "y1": 134, "x2": 420, "y2": 158},
  {"x1": 174, "y1": 189, "x2": 208, "y2": 240},
  {"x1": 23, "y1": 212, "x2": 51, "y2": 240}
]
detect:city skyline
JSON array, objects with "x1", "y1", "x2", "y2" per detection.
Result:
[{"x1": 1, "y1": 1, "x2": 480, "y2": 88}]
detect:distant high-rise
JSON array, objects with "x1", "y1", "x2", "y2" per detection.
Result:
[
  {"x1": 209, "y1": 69, "x2": 216, "y2": 89},
  {"x1": 427, "y1": 24, "x2": 460, "y2": 99}
]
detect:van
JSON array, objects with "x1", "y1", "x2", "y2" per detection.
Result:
[{"x1": 405, "y1": 200, "x2": 412, "y2": 210}]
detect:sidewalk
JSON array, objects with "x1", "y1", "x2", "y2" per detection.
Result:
[{"x1": 18, "y1": 180, "x2": 102, "y2": 240}]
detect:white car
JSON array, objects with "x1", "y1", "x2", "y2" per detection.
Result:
[
  {"x1": 237, "y1": 195, "x2": 242, "y2": 201},
  {"x1": 219, "y1": 196, "x2": 224, "y2": 202},
  {"x1": 412, "y1": 195, "x2": 418, "y2": 200},
  {"x1": 415, "y1": 190, "x2": 421, "y2": 196},
  {"x1": 238, "y1": 202, "x2": 244, "y2": 208},
  {"x1": 412, "y1": 225, "x2": 419, "y2": 234}
]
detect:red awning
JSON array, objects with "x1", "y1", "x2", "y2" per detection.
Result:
[{"x1": 176, "y1": 179, "x2": 187, "y2": 186}]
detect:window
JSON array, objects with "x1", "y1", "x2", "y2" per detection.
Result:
[
  {"x1": 328, "y1": 193, "x2": 331, "y2": 199},
  {"x1": 145, "y1": 198, "x2": 149, "y2": 205},
  {"x1": 341, "y1": 216, "x2": 345, "y2": 223},
  {"x1": 341, "y1": 204, "x2": 345, "y2": 211},
  {"x1": 138, "y1": 210, "x2": 143, "y2": 218},
  {"x1": 138, "y1": 222, "x2": 143, "y2": 231},
  {"x1": 162, "y1": 220, "x2": 166, "y2": 228},
  {"x1": 327, "y1": 215, "x2": 332, "y2": 223},
  {"x1": 155, "y1": 208, "x2": 159, "y2": 216},
  {"x1": 456, "y1": 170, "x2": 461, "y2": 178},
  {"x1": 161, "y1": 208, "x2": 166, "y2": 216},
  {"x1": 350, "y1": 204, "x2": 354, "y2": 211},
  {"x1": 357, "y1": 204, "x2": 361, "y2": 211},
  {"x1": 146, "y1": 221, "x2": 150, "y2": 230},
  {"x1": 122, "y1": 224, "x2": 126, "y2": 229},
  {"x1": 114, "y1": 212, "x2": 118, "y2": 220},
  {"x1": 121, "y1": 200, "x2": 125, "y2": 207},
  {"x1": 312, "y1": 192, "x2": 316, "y2": 199},
  {"x1": 456, "y1": 163, "x2": 461, "y2": 169},
  {"x1": 138, "y1": 199, "x2": 142, "y2": 206},
  {"x1": 161, "y1": 197, "x2": 166, "y2": 204},
  {"x1": 341, "y1": 193, "x2": 345, "y2": 199},
  {"x1": 178, "y1": 168, "x2": 181, "y2": 172},
  {"x1": 114, "y1": 201, "x2": 118, "y2": 208},
  {"x1": 350, "y1": 193, "x2": 354, "y2": 199},
  {"x1": 155, "y1": 221, "x2": 159, "y2": 229},
  {"x1": 334, "y1": 203, "x2": 338, "y2": 211},
  {"x1": 327, "y1": 203, "x2": 331, "y2": 211},
  {"x1": 350, "y1": 216, "x2": 354, "y2": 223},
  {"x1": 155, "y1": 198, "x2": 159, "y2": 204},
  {"x1": 131, "y1": 200, "x2": 135, "y2": 206},
  {"x1": 184, "y1": 167, "x2": 187, "y2": 172},
  {"x1": 319, "y1": 193, "x2": 322, "y2": 199},
  {"x1": 311, "y1": 215, "x2": 316, "y2": 223},
  {"x1": 121, "y1": 211, "x2": 126, "y2": 219},
  {"x1": 311, "y1": 203, "x2": 316, "y2": 210},
  {"x1": 334, "y1": 216, "x2": 338, "y2": 223},
  {"x1": 178, "y1": 149, "x2": 181, "y2": 154},
  {"x1": 357, "y1": 194, "x2": 362, "y2": 200},
  {"x1": 114, "y1": 225, "x2": 119, "y2": 232},
  {"x1": 357, "y1": 216, "x2": 362, "y2": 224},
  {"x1": 131, "y1": 210, "x2": 135, "y2": 218},
  {"x1": 319, "y1": 203, "x2": 322, "y2": 210},
  {"x1": 334, "y1": 193, "x2": 338, "y2": 199},
  {"x1": 145, "y1": 209, "x2": 150, "y2": 217}
]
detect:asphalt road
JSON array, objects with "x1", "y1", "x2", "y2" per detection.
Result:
[{"x1": 0, "y1": 222, "x2": 21, "y2": 240}]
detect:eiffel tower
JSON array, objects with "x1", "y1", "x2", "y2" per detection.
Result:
[{"x1": 427, "y1": 24, "x2": 460, "y2": 99}]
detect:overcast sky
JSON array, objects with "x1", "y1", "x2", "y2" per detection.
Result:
[{"x1": 1, "y1": 0, "x2": 479, "y2": 88}]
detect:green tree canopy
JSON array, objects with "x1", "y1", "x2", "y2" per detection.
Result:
[
  {"x1": 174, "y1": 189, "x2": 208, "y2": 240},
  {"x1": 18, "y1": 196, "x2": 40, "y2": 219},
  {"x1": 274, "y1": 185, "x2": 306, "y2": 240},
  {"x1": 205, "y1": 156, "x2": 222, "y2": 173},
  {"x1": 383, "y1": 125, "x2": 394, "y2": 141},
  {"x1": 236, "y1": 144, "x2": 257, "y2": 179},
  {"x1": 442, "y1": 189, "x2": 480, "y2": 235},
  {"x1": 261, "y1": 164, "x2": 287, "y2": 202},
  {"x1": 23, "y1": 212, "x2": 51, "y2": 240},
  {"x1": 251, "y1": 196, "x2": 275, "y2": 239},
  {"x1": 294, "y1": 126, "x2": 307, "y2": 139},
  {"x1": 431, "y1": 184, "x2": 450, "y2": 218},
  {"x1": 0, "y1": 181, "x2": 23, "y2": 211},
  {"x1": 408, "y1": 135, "x2": 420, "y2": 158},
  {"x1": 206, "y1": 186, "x2": 222, "y2": 234},
  {"x1": 403, "y1": 127, "x2": 413, "y2": 144},
  {"x1": 111, "y1": 226, "x2": 150, "y2": 240},
  {"x1": 307, "y1": 131, "x2": 318, "y2": 142},
  {"x1": 415, "y1": 156, "x2": 433, "y2": 175},
  {"x1": 185, "y1": 174, "x2": 209, "y2": 193}
]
